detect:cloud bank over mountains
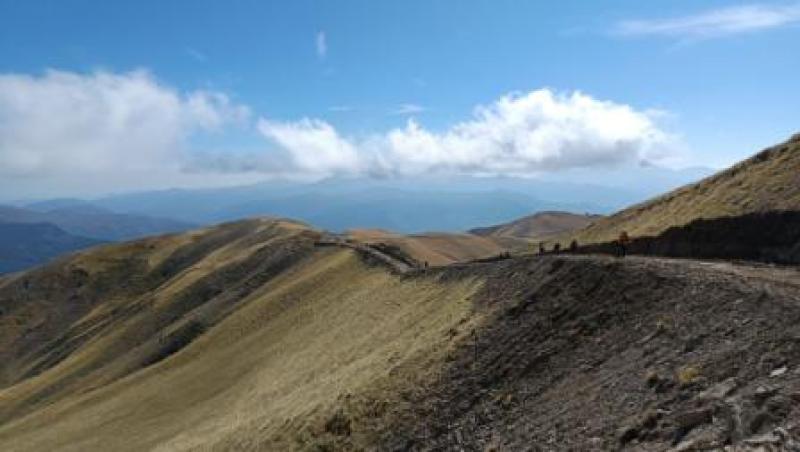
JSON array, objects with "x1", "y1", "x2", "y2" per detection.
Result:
[
  {"x1": 0, "y1": 69, "x2": 677, "y2": 195},
  {"x1": 258, "y1": 89, "x2": 673, "y2": 178}
]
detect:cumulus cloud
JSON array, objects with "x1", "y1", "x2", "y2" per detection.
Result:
[
  {"x1": 0, "y1": 69, "x2": 249, "y2": 179},
  {"x1": 0, "y1": 71, "x2": 676, "y2": 198},
  {"x1": 257, "y1": 89, "x2": 674, "y2": 178},
  {"x1": 257, "y1": 118, "x2": 362, "y2": 175},
  {"x1": 316, "y1": 31, "x2": 327, "y2": 58},
  {"x1": 615, "y1": 3, "x2": 800, "y2": 38}
]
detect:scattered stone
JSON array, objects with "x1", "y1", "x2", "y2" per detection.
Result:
[
  {"x1": 670, "y1": 429, "x2": 725, "y2": 452},
  {"x1": 675, "y1": 407, "x2": 714, "y2": 430},
  {"x1": 743, "y1": 431, "x2": 781, "y2": 446},
  {"x1": 698, "y1": 377, "x2": 738, "y2": 401},
  {"x1": 770, "y1": 366, "x2": 788, "y2": 377},
  {"x1": 754, "y1": 385, "x2": 780, "y2": 403},
  {"x1": 645, "y1": 370, "x2": 674, "y2": 393}
]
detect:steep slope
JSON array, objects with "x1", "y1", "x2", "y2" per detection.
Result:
[
  {"x1": 0, "y1": 222, "x2": 102, "y2": 273},
  {"x1": 371, "y1": 256, "x2": 800, "y2": 450},
  {"x1": 471, "y1": 211, "x2": 602, "y2": 241},
  {"x1": 569, "y1": 133, "x2": 800, "y2": 244},
  {"x1": 2, "y1": 219, "x2": 800, "y2": 450},
  {"x1": 0, "y1": 219, "x2": 484, "y2": 451}
]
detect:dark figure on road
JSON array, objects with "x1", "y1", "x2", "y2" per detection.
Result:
[
  {"x1": 569, "y1": 239, "x2": 578, "y2": 253},
  {"x1": 618, "y1": 231, "x2": 630, "y2": 257},
  {"x1": 553, "y1": 243, "x2": 561, "y2": 254},
  {"x1": 539, "y1": 242, "x2": 545, "y2": 254}
]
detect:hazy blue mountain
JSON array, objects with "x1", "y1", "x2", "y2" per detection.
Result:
[
  {"x1": 13, "y1": 166, "x2": 713, "y2": 235},
  {"x1": 90, "y1": 185, "x2": 603, "y2": 233},
  {"x1": 1, "y1": 204, "x2": 194, "y2": 241},
  {"x1": 83, "y1": 167, "x2": 714, "y2": 233},
  {"x1": 0, "y1": 222, "x2": 103, "y2": 273}
]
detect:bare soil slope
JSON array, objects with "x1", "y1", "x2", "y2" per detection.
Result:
[{"x1": 568, "y1": 133, "x2": 800, "y2": 244}]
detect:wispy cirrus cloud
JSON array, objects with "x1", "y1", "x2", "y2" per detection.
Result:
[
  {"x1": 328, "y1": 105, "x2": 353, "y2": 112},
  {"x1": 316, "y1": 31, "x2": 327, "y2": 58},
  {"x1": 615, "y1": 3, "x2": 800, "y2": 38},
  {"x1": 392, "y1": 103, "x2": 426, "y2": 115},
  {"x1": 186, "y1": 47, "x2": 208, "y2": 62}
]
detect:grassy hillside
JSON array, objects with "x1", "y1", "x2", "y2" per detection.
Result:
[
  {"x1": 470, "y1": 211, "x2": 602, "y2": 241},
  {"x1": 0, "y1": 218, "x2": 483, "y2": 451},
  {"x1": 346, "y1": 228, "x2": 509, "y2": 266},
  {"x1": 3, "y1": 216, "x2": 800, "y2": 450},
  {"x1": 566, "y1": 133, "x2": 800, "y2": 244}
]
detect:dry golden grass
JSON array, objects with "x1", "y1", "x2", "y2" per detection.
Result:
[
  {"x1": 347, "y1": 228, "x2": 507, "y2": 265},
  {"x1": 472, "y1": 211, "x2": 602, "y2": 241},
  {"x1": 564, "y1": 134, "x2": 800, "y2": 244},
  {"x1": 0, "y1": 219, "x2": 483, "y2": 451}
]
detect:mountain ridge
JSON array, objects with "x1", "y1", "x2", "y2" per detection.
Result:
[
  {"x1": 563, "y1": 133, "x2": 800, "y2": 244},
  {"x1": 470, "y1": 210, "x2": 603, "y2": 241}
]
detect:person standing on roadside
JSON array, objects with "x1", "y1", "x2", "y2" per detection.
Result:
[{"x1": 618, "y1": 231, "x2": 630, "y2": 257}]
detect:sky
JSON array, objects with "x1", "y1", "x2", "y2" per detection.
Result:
[{"x1": 0, "y1": 0, "x2": 798, "y2": 199}]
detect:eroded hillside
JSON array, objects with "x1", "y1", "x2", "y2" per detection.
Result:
[{"x1": 1, "y1": 219, "x2": 800, "y2": 451}]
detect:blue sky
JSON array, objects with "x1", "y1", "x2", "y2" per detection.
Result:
[{"x1": 0, "y1": 1, "x2": 798, "y2": 198}]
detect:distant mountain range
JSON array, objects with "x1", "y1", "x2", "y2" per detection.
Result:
[
  {"x1": 7, "y1": 201, "x2": 195, "y2": 241},
  {"x1": 72, "y1": 169, "x2": 710, "y2": 234},
  {"x1": 0, "y1": 222, "x2": 102, "y2": 273},
  {"x1": 0, "y1": 164, "x2": 712, "y2": 273},
  {"x1": 0, "y1": 203, "x2": 194, "y2": 273}
]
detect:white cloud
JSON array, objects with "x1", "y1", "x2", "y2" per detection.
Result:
[
  {"x1": 615, "y1": 3, "x2": 800, "y2": 38},
  {"x1": 316, "y1": 31, "x2": 327, "y2": 58},
  {"x1": 0, "y1": 69, "x2": 249, "y2": 179},
  {"x1": 257, "y1": 89, "x2": 675, "y2": 178},
  {"x1": 0, "y1": 71, "x2": 678, "y2": 198},
  {"x1": 392, "y1": 103, "x2": 426, "y2": 115},
  {"x1": 257, "y1": 118, "x2": 362, "y2": 175}
]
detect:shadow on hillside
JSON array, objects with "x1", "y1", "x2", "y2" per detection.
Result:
[{"x1": 578, "y1": 210, "x2": 800, "y2": 265}]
